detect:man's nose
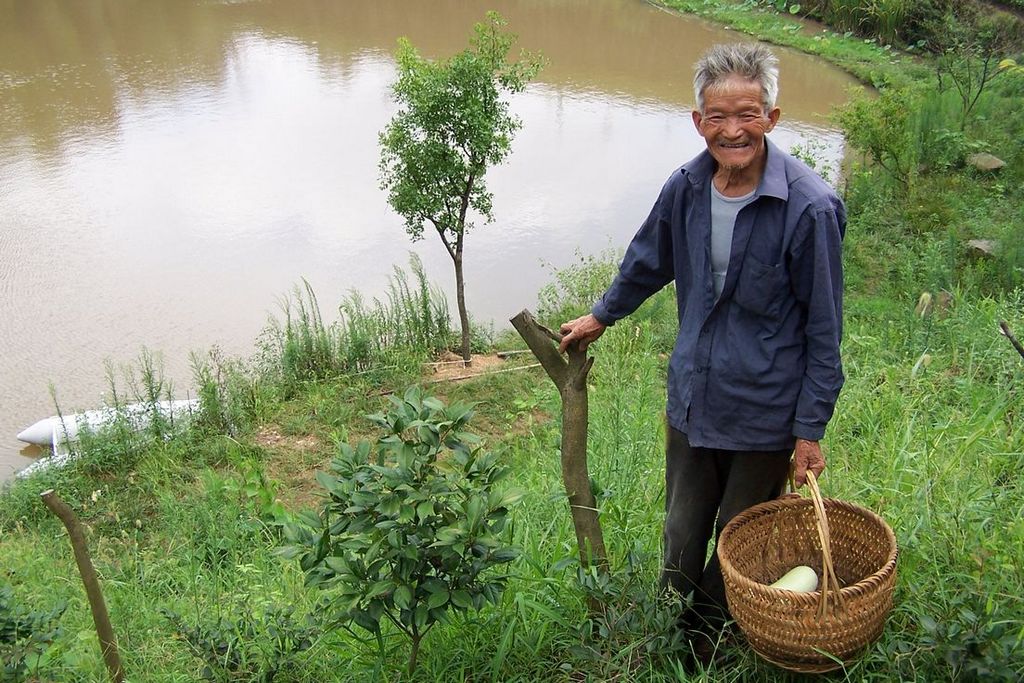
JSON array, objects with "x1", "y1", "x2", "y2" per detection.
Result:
[{"x1": 722, "y1": 117, "x2": 743, "y2": 137}]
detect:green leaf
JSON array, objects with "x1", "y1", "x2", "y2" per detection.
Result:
[
  {"x1": 427, "y1": 588, "x2": 449, "y2": 610},
  {"x1": 450, "y1": 589, "x2": 473, "y2": 609},
  {"x1": 491, "y1": 548, "x2": 519, "y2": 564},
  {"x1": 324, "y1": 557, "x2": 348, "y2": 576},
  {"x1": 488, "y1": 487, "x2": 524, "y2": 510},
  {"x1": 394, "y1": 585, "x2": 413, "y2": 610},
  {"x1": 414, "y1": 603, "x2": 429, "y2": 630},
  {"x1": 466, "y1": 495, "x2": 484, "y2": 529},
  {"x1": 403, "y1": 386, "x2": 422, "y2": 410},
  {"x1": 398, "y1": 504, "x2": 416, "y2": 524},
  {"x1": 433, "y1": 526, "x2": 462, "y2": 544},
  {"x1": 352, "y1": 610, "x2": 380, "y2": 634},
  {"x1": 550, "y1": 556, "x2": 577, "y2": 572},
  {"x1": 416, "y1": 500, "x2": 433, "y2": 521},
  {"x1": 417, "y1": 425, "x2": 440, "y2": 448},
  {"x1": 315, "y1": 471, "x2": 339, "y2": 494},
  {"x1": 378, "y1": 496, "x2": 401, "y2": 517},
  {"x1": 366, "y1": 581, "x2": 392, "y2": 600}
]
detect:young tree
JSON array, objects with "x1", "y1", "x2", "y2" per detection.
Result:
[
  {"x1": 379, "y1": 12, "x2": 544, "y2": 363},
  {"x1": 930, "y1": 5, "x2": 1022, "y2": 130}
]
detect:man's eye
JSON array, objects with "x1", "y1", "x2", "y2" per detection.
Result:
[
  {"x1": 707, "y1": 116, "x2": 725, "y2": 125},
  {"x1": 741, "y1": 113, "x2": 760, "y2": 122}
]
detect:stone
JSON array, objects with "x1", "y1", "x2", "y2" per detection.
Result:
[
  {"x1": 967, "y1": 239, "x2": 998, "y2": 257},
  {"x1": 966, "y1": 153, "x2": 1006, "y2": 172}
]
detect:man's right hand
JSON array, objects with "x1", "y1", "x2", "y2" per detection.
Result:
[{"x1": 559, "y1": 314, "x2": 607, "y2": 353}]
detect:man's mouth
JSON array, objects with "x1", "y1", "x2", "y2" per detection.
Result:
[{"x1": 720, "y1": 142, "x2": 749, "y2": 149}]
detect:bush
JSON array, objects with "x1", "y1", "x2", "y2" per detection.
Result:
[
  {"x1": 835, "y1": 85, "x2": 920, "y2": 192},
  {"x1": 162, "y1": 604, "x2": 319, "y2": 682},
  {"x1": 918, "y1": 594, "x2": 1024, "y2": 682},
  {"x1": 279, "y1": 388, "x2": 522, "y2": 674},
  {"x1": 564, "y1": 548, "x2": 689, "y2": 677},
  {"x1": 0, "y1": 586, "x2": 65, "y2": 683}
]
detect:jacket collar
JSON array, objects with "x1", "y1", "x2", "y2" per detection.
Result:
[{"x1": 680, "y1": 138, "x2": 789, "y2": 201}]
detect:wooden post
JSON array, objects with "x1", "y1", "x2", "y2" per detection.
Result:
[
  {"x1": 40, "y1": 489, "x2": 125, "y2": 683},
  {"x1": 999, "y1": 320, "x2": 1024, "y2": 361},
  {"x1": 510, "y1": 309, "x2": 607, "y2": 571}
]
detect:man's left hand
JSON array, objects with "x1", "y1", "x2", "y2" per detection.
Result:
[{"x1": 792, "y1": 439, "x2": 826, "y2": 488}]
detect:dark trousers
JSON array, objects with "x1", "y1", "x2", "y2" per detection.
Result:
[{"x1": 661, "y1": 426, "x2": 792, "y2": 632}]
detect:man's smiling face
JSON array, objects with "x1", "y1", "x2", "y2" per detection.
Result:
[{"x1": 692, "y1": 77, "x2": 780, "y2": 177}]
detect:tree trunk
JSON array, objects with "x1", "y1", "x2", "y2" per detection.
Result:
[
  {"x1": 408, "y1": 632, "x2": 421, "y2": 676},
  {"x1": 454, "y1": 252, "x2": 471, "y2": 364},
  {"x1": 510, "y1": 310, "x2": 607, "y2": 571}
]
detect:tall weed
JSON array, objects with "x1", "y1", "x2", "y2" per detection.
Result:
[
  {"x1": 261, "y1": 254, "x2": 454, "y2": 395},
  {"x1": 190, "y1": 347, "x2": 266, "y2": 438}
]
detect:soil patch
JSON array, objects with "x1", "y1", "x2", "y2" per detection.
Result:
[
  {"x1": 423, "y1": 352, "x2": 509, "y2": 381},
  {"x1": 254, "y1": 351, "x2": 541, "y2": 510},
  {"x1": 256, "y1": 427, "x2": 328, "y2": 510}
]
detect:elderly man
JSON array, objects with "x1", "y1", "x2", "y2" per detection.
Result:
[{"x1": 559, "y1": 43, "x2": 845, "y2": 657}]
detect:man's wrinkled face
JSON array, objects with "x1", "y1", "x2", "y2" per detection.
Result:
[{"x1": 692, "y1": 77, "x2": 780, "y2": 174}]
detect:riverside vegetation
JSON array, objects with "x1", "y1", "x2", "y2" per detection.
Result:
[{"x1": 3, "y1": 5, "x2": 1024, "y2": 682}]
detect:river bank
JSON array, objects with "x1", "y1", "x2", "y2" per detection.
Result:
[{"x1": 3, "y1": 3, "x2": 1022, "y2": 682}]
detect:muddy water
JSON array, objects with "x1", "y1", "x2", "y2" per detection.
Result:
[{"x1": 0, "y1": 0, "x2": 858, "y2": 478}]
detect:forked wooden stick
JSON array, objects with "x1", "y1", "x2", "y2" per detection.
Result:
[
  {"x1": 510, "y1": 309, "x2": 607, "y2": 571},
  {"x1": 41, "y1": 489, "x2": 125, "y2": 683}
]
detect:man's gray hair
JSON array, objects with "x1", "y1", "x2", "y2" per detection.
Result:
[{"x1": 693, "y1": 43, "x2": 779, "y2": 113}]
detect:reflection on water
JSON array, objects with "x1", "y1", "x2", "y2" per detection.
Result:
[{"x1": 0, "y1": 0, "x2": 859, "y2": 478}]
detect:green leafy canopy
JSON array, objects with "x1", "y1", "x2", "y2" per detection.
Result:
[
  {"x1": 378, "y1": 12, "x2": 545, "y2": 248},
  {"x1": 278, "y1": 387, "x2": 524, "y2": 673},
  {"x1": 1, "y1": 586, "x2": 65, "y2": 682}
]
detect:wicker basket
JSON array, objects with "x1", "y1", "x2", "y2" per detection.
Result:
[{"x1": 717, "y1": 472, "x2": 898, "y2": 673}]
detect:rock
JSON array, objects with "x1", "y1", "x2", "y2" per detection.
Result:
[
  {"x1": 967, "y1": 239, "x2": 998, "y2": 257},
  {"x1": 966, "y1": 153, "x2": 1006, "y2": 172}
]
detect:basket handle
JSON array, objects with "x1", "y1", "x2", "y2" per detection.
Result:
[{"x1": 804, "y1": 470, "x2": 845, "y2": 619}]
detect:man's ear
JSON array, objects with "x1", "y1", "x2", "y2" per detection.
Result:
[
  {"x1": 765, "y1": 106, "x2": 781, "y2": 132},
  {"x1": 691, "y1": 108, "x2": 703, "y2": 133}
]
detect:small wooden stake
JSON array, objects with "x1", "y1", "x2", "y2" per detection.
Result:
[{"x1": 41, "y1": 489, "x2": 125, "y2": 683}]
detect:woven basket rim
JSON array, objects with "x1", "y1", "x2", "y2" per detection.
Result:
[{"x1": 718, "y1": 495, "x2": 898, "y2": 607}]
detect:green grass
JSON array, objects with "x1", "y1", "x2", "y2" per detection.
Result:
[
  {"x1": 4, "y1": 263, "x2": 1021, "y2": 680},
  {"x1": 654, "y1": 0, "x2": 927, "y2": 86}
]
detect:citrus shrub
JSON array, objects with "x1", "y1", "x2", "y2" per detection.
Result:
[
  {"x1": 279, "y1": 387, "x2": 522, "y2": 674},
  {"x1": 1, "y1": 585, "x2": 65, "y2": 682}
]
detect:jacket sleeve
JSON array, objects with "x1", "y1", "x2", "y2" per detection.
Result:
[
  {"x1": 789, "y1": 195, "x2": 846, "y2": 441},
  {"x1": 591, "y1": 176, "x2": 678, "y2": 325}
]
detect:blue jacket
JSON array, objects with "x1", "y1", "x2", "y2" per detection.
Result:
[{"x1": 592, "y1": 140, "x2": 845, "y2": 450}]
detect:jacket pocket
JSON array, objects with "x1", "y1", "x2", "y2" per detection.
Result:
[{"x1": 733, "y1": 255, "x2": 784, "y2": 318}]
